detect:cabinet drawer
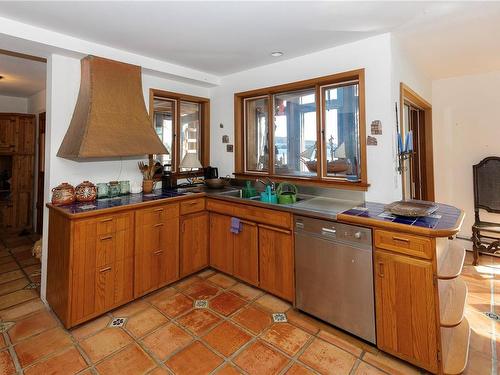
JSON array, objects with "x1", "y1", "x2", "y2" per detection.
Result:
[
  {"x1": 136, "y1": 203, "x2": 179, "y2": 226},
  {"x1": 234, "y1": 205, "x2": 292, "y2": 230},
  {"x1": 374, "y1": 230, "x2": 433, "y2": 259},
  {"x1": 180, "y1": 198, "x2": 205, "y2": 215},
  {"x1": 207, "y1": 199, "x2": 235, "y2": 216},
  {"x1": 96, "y1": 212, "x2": 133, "y2": 235}
]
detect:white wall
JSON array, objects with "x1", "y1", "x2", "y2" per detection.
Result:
[
  {"x1": 27, "y1": 89, "x2": 46, "y2": 114},
  {"x1": 433, "y1": 71, "x2": 500, "y2": 238},
  {"x1": 40, "y1": 54, "x2": 210, "y2": 300},
  {"x1": 390, "y1": 35, "x2": 433, "y2": 198},
  {"x1": 0, "y1": 94, "x2": 28, "y2": 113},
  {"x1": 210, "y1": 34, "x2": 399, "y2": 203}
]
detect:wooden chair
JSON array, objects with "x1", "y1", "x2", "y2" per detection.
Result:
[{"x1": 471, "y1": 157, "x2": 500, "y2": 265}]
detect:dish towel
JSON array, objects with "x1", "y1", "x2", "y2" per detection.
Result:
[{"x1": 230, "y1": 217, "x2": 242, "y2": 234}]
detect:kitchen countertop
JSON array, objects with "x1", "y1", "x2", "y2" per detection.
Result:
[
  {"x1": 47, "y1": 186, "x2": 464, "y2": 237},
  {"x1": 337, "y1": 201, "x2": 464, "y2": 237}
]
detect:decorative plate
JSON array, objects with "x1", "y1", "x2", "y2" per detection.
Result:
[{"x1": 385, "y1": 200, "x2": 438, "y2": 217}]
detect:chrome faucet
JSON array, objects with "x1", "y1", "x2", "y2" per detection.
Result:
[{"x1": 256, "y1": 177, "x2": 276, "y2": 192}]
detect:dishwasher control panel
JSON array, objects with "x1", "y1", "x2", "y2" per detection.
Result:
[{"x1": 294, "y1": 216, "x2": 372, "y2": 248}]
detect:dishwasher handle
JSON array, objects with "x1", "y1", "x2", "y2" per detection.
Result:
[{"x1": 321, "y1": 227, "x2": 336, "y2": 236}]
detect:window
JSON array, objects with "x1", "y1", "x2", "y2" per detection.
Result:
[
  {"x1": 150, "y1": 89, "x2": 209, "y2": 175},
  {"x1": 235, "y1": 70, "x2": 367, "y2": 189}
]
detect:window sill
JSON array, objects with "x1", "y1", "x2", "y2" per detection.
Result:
[{"x1": 233, "y1": 173, "x2": 370, "y2": 191}]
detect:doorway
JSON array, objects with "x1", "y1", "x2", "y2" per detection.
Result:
[{"x1": 400, "y1": 83, "x2": 434, "y2": 201}]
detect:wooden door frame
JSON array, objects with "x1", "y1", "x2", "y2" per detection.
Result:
[
  {"x1": 399, "y1": 83, "x2": 434, "y2": 201},
  {"x1": 36, "y1": 112, "x2": 46, "y2": 234}
]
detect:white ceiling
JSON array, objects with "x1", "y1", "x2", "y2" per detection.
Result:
[
  {"x1": 0, "y1": 1, "x2": 432, "y2": 76},
  {"x1": 0, "y1": 2, "x2": 499, "y2": 85},
  {"x1": 394, "y1": 2, "x2": 500, "y2": 80},
  {"x1": 0, "y1": 53, "x2": 46, "y2": 97}
]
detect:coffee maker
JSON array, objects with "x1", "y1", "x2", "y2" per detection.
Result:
[
  {"x1": 161, "y1": 170, "x2": 176, "y2": 192},
  {"x1": 203, "y1": 166, "x2": 219, "y2": 180}
]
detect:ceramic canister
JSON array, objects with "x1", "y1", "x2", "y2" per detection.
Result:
[
  {"x1": 75, "y1": 181, "x2": 97, "y2": 202},
  {"x1": 51, "y1": 183, "x2": 76, "y2": 205},
  {"x1": 96, "y1": 183, "x2": 109, "y2": 198}
]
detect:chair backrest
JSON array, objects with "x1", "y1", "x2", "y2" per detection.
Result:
[{"x1": 473, "y1": 157, "x2": 500, "y2": 220}]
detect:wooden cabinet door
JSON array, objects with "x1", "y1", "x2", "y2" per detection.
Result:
[
  {"x1": 180, "y1": 211, "x2": 209, "y2": 277},
  {"x1": 258, "y1": 225, "x2": 294, "y2": 301},
  {"x1": 0, "y1": 203, "x2": 14, "y2": 229},
  {"x1": 374, "y1": 249, "x2": 438, "y2": 373},
  {"x1": 157, "y1": 217, "x2": 180, "y2": 287},
  {"x1": 209, "y1": 213, "x2": 233, "y2": 274},
  {"x1": 71, "y1": 213, "x2": 134, "y2": 325},
  {"x1": 234, "y1": 221, "x2": 258, "y2": 286},
  {"x1": 135, "y1": 205, "x2": 180, "y2": 297},
  {"x1": 16, "y1": 115, "x2": 35, "y2": 154},
  {"x1": 0, "y1": 115, "x2": 16, "y2": 153}
]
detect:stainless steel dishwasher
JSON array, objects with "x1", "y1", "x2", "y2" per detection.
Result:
[{"x1": 294, "y1": 215, "x2": 376, "y2": 344}]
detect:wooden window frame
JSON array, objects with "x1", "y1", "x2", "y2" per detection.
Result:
[
  {"x1": 149, "y1": 89, "x2": 210, "y2": 178},
  {"x1": 234, "y1": 69, "x2": 368, "y2": 191}
]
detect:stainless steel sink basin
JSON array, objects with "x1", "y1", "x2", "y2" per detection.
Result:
[
  {"x1": 217, "y1": 189, "x2": 309, "y2": 205},
  {"x1": 217, "y1": 189, "x2": 244, "y2": 198}
]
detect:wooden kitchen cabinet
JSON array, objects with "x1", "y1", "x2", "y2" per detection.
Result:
[
  {"x1": 0, "y1": 114, "x2": 35, "y2": 231},
  {"x1": 374, "y1": 249, "x2": 438, "y2": 373},
  {"x1": 0, "y1": 115, "x2": 16, "y2": 153},
  {"x1": 209, "y1": 213, "x2": 234, "y2": 274},
  {"x1": 180, "y1": 211, "x2": 209, "y2": 276},
  {"x1": 259, "y1": 224, "x2": 294, "y2": 301},
  {"x1": 233, "y1": 220, "x2": 258, "y2": 285},
  {"x1": 209, "y1": 212, "x2": 259, "y2": 285},
  {"x1": 67, "y1": 212, "x2": 135, "y2": 326},
  {"x1": 134, "y1": 203, "x2": 180, "y2": 297}
]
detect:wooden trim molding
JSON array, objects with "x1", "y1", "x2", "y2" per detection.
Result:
[
  {"x1": 399, "y1": 83, "x2": 435, "y2": 201},
  {"x1": 234, "y1": 69, "x2": 368, "y2": 190},
  {"x1": 149, "y1": 88, "x2": 210, "y2": 175}
]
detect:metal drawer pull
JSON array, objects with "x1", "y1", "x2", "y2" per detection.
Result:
[
  {"x1": 154, "y1": 223, "x2": 164, "y2": 227},
  {"x1": 153, "y1": 208, "x2": 163, "y2": 212},
  {"x1": 392, "y1": 236, "x2": 410, "y2": 243},
  {"x1": 154, "y1": 250, "x2": 163, "y2": 255},
  {"x1": 186, "y1": 201, "x2": 198, "y2": 205},
  {"x1": 321, "y1": 227, "x2": 336, "y2": 234},
  {"x1": 100, "y1": 235, "x2": 113, "y2": 241},
  {"x1": 100, "y1": 218, "x2": 113, "y2": 223},
  {"x1": 100, "y1": 267, "x2": 112, "y2": 273}
]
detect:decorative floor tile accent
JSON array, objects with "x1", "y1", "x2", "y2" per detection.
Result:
[
  {"x1": 0, "y1": 321, "x2": 15, "y2": 332},
  {"x1": 109, "y1": 317, "x2": 127, "y2": 327},
  {"x1": 23, "y1": 282, "x2": 40, "y2": 290},
  {"x1": 194, "y1": 300, "x2": 208, "y2": 309},
  {"x1": 272, "y1": 313, "x2": 288, "y2": 323},
  {"x1": 484, "y1": 311, "x2": 500, "y2": 321}
]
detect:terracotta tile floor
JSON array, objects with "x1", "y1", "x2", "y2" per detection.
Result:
[{"x1": 0, "y1": 231, "x2": 498, "y2": 374}]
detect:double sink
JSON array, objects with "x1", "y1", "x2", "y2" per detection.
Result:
[{"x1": 217, "y1": 188, "x2": 307, "y2": 204}]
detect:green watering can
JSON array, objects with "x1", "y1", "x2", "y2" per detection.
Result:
[{"x1": 276, "y1": 182, "x2": 298, "y2": 204}]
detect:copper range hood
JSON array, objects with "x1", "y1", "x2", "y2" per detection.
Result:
[{"x1": 57, "y1": 56, "x2": 168, "y2": 160}]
